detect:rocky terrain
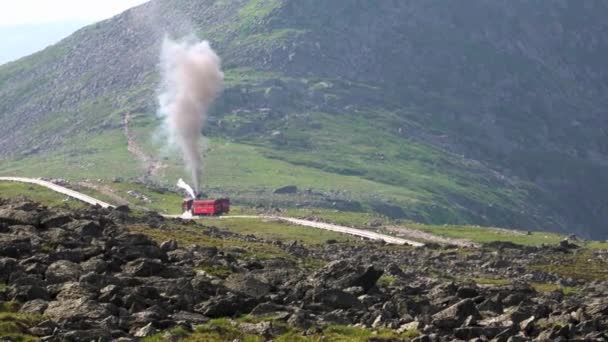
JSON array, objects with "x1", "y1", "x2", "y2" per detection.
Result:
[{"x1": 1, "y1": 198, "x2": 607, "y2": 341}]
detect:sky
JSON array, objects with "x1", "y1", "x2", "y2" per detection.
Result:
[{"x1": 0, "y1": 0, "x2": 149, "y2": 64}]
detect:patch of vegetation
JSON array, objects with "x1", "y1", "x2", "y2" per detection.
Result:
[
  {"x1": 471, "y1": 277, "x2": 511, "y2": 286},
  {"x1": 529, "y1": 249, "x2": 608, "y2": 282},
  {"x1": 587, "y1": 241, "x2": 608, "y2": 250},
  {"x1": 0, "y1": 301, "x2": 43, "y2": 342},
  {"x1": 145, "y1": 319, "x2": 420, "y2": 342},
  {"x1": 531, "y1": 283, "x2": 579, "y2": 295},
  {"x1": 189, "y1": 318, "x2": 264, "y2": 341},
  {"x1": 209, "y1": 217, "x2": 352, "y2": 245},
  {"x1": 284, "y1": 208, "x2": 391, "y2": 228},
  {"x1": 126, "y1": 222, "x2": 291, "y2": 261},
  {"x1": 377, "y1": 275, "x2": 397, "y2": 287},
  {"x1": 140, "y1": 326, "x2": 191, "y2": 342},
  {"x1": 409, "y1": 223, "x2": 565, "y2": 246},
  {"x1": 194, "y1": 265, "x2": 233, "y2": 279},
  {"x1": 237, "y1": 0, "x2": 282, "y2": 37},
  {"x1": 0, "y1": 182, "x2": 85, "y2": 209}
]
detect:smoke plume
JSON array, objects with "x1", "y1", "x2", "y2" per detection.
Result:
[
  {"x1": 158, "y1": 37, "x2": 224, "y2": 192},
  {"x1": 176, "y1": 178, "x2": 196, "y2": 199}
]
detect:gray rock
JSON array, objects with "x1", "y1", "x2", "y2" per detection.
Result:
[
  {"x1": 312, "y1": 259, "x2": 383, "y2": 292},
  {"x1": 9, "y1": 284, "x2": 49, "y2": 301},
  {"x1": 224, "y1": 274, "x2": 271, "y2": 298},
  {"x1": 55, "y1": 282, "x2": 97, "y2": 300},
  {"x1": 45, "y1": 298, "x2": 111, "y2": 321},
  {"x1": 454, "y1": 326, "x2": 502, "y2": 339},
  {"x1": 66, "y1": 220, "x2": 102, "y2": 237},
  {"x1": 80, "y1": 257, "x2": 108, "y2": 274},
  {"x1": 0, "y1": 236, "x2": 31, "y2": 258},
  {"x1": 171, "y1": 311, "x2": 209, "y2": 325},
  {"x1": 40, "y1": 212, "x2": 73, "y2": 228},
  {"x1": 432, "y1": 298, "x2": 480, "y2": 329},
  {"x1": 0, "y1": 208, "x2": 39, "y2": 226},
  {"x1": 122, "y1": 258, "x2": 164, "y2": 277},
  {"x1": 160, "y1": 239, "x2": 178, "y2": 252},
  {"x1": 194, "y1": 293, "x2": 256, "y2": 318},
  {"x1": 133, "y1": 323, "x2": 158, "y2": 337},
  {"x1": 315, "y1": 288, "x2": 362, "y2": 310},
  {"x1": 45, "y1": 260, "x2": 81, "y2": 284},
  {"x1": 19, "y1": 299, "x2": 49, "y2": 315}
]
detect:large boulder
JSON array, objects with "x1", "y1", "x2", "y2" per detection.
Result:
[
  {"x1": 55, "y1": 282, "x2": 97, "y2": 300},
  {"x1": 122, "y1": 258, "x2": 165, "y2": 277},
  {"x1": 65, "y1": 220, "x2": 102, "y2": 237},
  {"x1": 194, "y1": 293, "x2": 257, "y2": 318},
  {"x1": 224, "y1": 274, "x2": 271, "y2": 298},
  {"x1": 111, "y1": 234, "x2": 166, "y2": 261},
  {"x1": 45, "y1": 260, "x2": 82, "y2": 284},
  {"x1": 19, "y1": 299, "x2": 49, "y2": 315},
  {"x1": 45, "y1": 298, "x2": 111, "y2": 321},
  {"x1": 314, "y1": 288, "x2": 363, "y2": 310},
  {"x1": 312, "y1": 259, "x2": 383, "y2": 292},
  {"x1": 432, "y1": 298, "x2": 480, "y2": 329},
  {"x1": 0, "y1": 257, "x2": 19, "y2": 282},
  {"x1": 0, "y1": 236, "x2": 31, "y2": 258},
  {"x1": 0, "y1": 208, "x2": 40, "y2": 226},
  {"x1": 40, "y1": 212, "x2": 73, "y2": 229}
]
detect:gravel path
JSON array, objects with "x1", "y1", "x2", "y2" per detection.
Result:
[
  {"x1": 1, "y1": 177, "x2": 423, "y2": 246},
  {"x1": 385, "y1": 225, "x2": 478, "y2": 248},
  {"x1": 0, "y1": 177, "x2": 114, "y2": 208}
]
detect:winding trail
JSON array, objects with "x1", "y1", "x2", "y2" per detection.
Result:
[
  {"x1": 385, "y1": 225, "x2": 478, "y2": 248},
  {"x1": 123, "y1": 112, "x2": 166, "y2": 178},
  {"x1": 0, "y1": 177, "x2": 423, "y2": 246}
]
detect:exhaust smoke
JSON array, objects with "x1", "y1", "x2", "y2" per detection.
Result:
[{"x1": 158, "y1": 37, "x2": 224, "y2": 192}]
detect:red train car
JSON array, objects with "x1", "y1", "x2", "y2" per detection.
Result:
[{"x1": 183, "y1": 198, "x2": 230, "y2": 216}]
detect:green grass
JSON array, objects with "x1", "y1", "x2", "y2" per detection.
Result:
[
  {"x1": 472, "y1": 278, "x2": 578, "y2": 295},
  {"x1": 587, "y1": 241, "x2": 608, "y2": 249},
  {"x1": 471, "y1": 277, "x2": 511, "y2": 286},
  {"x1": 208, "y1": 217, "x2": 352, "y2": 245},
  {"x1": 236, "y1": 0, "x2": 282, "y2": 37},
  {"x1": 284, "y1": 208, "x2": 391, "y2": 228},
  {"x1": 194, "y1": 265, "x2": 233, "y2": 279},
  {"x1": 0, "y1": 182, "x2": 85, "y2": 209},
  {"x1": 409, "y1": 223, "x2": 565, "y2": 246},
  {"x1": 0, "y1": 102, "x2": 544, "y2": 233},
  {"x1": 144, "y1": 318, "x2": 419, "y2": 342},
  {"x1": 0, "y1": 302, "x2": 43, "y2": 342},
  {"x1": 530, "y1": 249, "x2": 608, "y2": 282},
  {"x1": 377, "y1": 275, "x2": 397, "y2": 287},
  {"x1": 531, "y1": 283, "x2": 578, "y2": 295},
  {"x1": 126, "y1": 222, "x2": 291, "y2": 261}
]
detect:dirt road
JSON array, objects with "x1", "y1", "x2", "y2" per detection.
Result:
[{"x1": 1, "y1": 177, "x2": 423, "y2": 246}]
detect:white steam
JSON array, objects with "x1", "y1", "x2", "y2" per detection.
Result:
[
  {"x1": 158, "y1": 37, "x2": 224, "y2": 192},
  {"x1": 177, "y1": 178, "x2": 196, "y2": 199}
]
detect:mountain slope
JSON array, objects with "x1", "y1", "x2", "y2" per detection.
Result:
[{"x1": 1, "y1": 0, "x2": 607, "y2": 238}]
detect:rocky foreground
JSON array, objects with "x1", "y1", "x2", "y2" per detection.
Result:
[{"x1": 1, "y1": 198, "x2": 607, "y2": 341}]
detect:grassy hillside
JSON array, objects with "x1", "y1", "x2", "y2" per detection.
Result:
[{"x1": 1, "y1": 0, "x2": 608, "y2": 238}]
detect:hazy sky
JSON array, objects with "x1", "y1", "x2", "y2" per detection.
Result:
[
  {"x1": 0, "y1": 0, "x2": 149, "y2": 27},
  {"x1": 0, "y1": 0, "x2": 149, "y2": 64}
]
